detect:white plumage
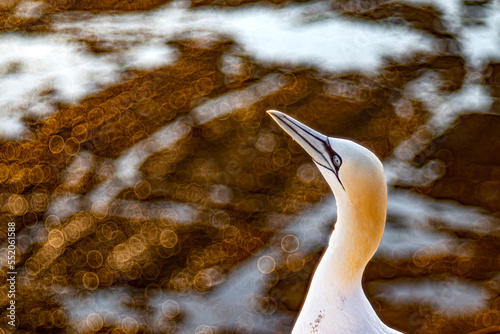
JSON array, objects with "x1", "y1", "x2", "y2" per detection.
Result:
[{"x1": 267, "y1": 110, "x2": 402, "y2": 334}]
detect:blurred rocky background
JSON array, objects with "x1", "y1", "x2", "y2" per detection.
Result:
[{"x1": 0, "y1": 0, "x2": 499, "y2": 333}]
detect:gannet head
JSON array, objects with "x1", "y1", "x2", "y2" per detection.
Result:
[{"x1": 266, "y1": 110, "x2": 386, "y2": 209}]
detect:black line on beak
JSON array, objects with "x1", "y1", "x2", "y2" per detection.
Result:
[{"x1": 271, "y1": 113, "x2": 346, "y2": 191}]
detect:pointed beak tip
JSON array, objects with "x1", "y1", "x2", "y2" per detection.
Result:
[{"x1": 266, "y1": 109, "x2": 280, "y2": 117}]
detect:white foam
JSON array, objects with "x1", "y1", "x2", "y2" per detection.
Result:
[
  {"x1": 371, "y1": 277, "x2": 489, "y2": 316},
  {"x1": 55, "y1": 1, "x2": 434, "y2": 73}
]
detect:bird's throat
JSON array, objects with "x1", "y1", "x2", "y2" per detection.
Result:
[{"x1": 325, "y1": 197, "x2": 386, "y2": 290}]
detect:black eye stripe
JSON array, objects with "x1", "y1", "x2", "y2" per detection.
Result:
[
  {"x1": 325, "y1": 144, "x2": 341, "y2": 171},
  {"x1": 312, "y1": 143, "x2": 345, "y2": 191}
]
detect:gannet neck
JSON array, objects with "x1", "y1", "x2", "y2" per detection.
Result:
[{"x1": 318, "y1": 154, "x2": 387, "y2": 290}]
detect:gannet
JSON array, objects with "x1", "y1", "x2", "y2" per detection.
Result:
[{"x1": 267, "y1": 110, "x2": 402, "y2": 334}]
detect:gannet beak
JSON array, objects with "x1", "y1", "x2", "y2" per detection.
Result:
[{"x1": 267, "y1": 110, "x2": 345, "y2": 190}]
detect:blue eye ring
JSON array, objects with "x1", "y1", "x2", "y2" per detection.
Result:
[{"x1": 333, "y1": 155, "x2": 341, "y2": 167}]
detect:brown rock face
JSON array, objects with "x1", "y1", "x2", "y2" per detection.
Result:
[{"x1": 415, "y1": 114, "x2": 500, "y2": 212}]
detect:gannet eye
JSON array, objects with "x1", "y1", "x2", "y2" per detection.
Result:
[{"x1": 333, "y1": 155, "x2": 341, "y2": 167}]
